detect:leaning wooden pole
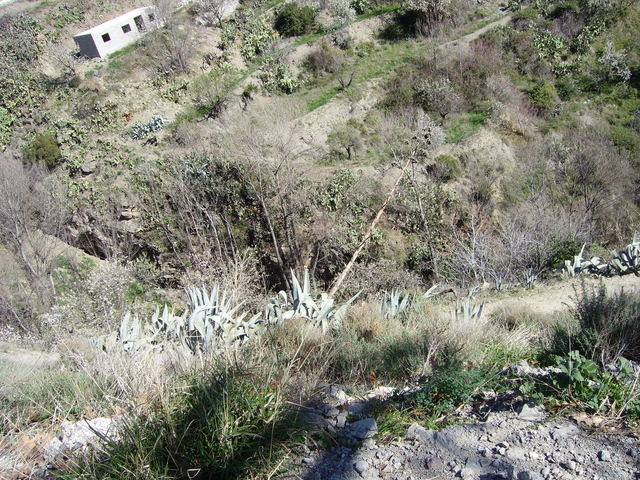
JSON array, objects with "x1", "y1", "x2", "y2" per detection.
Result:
[{"x1": 328, "y1": 153, "x2": 414, "y2": 298}]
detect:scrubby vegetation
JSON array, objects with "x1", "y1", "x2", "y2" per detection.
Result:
[{"x1": 0, "y1": 0, "x2": 639, "y2": 476}]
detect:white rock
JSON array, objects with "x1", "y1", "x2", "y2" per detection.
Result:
[
  {"x1": 517, "y1": 403, "x2": 546, "y2": 421},
  {"x1": 349, "y1": 418, "x2": 378, "y2": 440},
  {"x1": 354, "y1": 460, "x2": 369, "y2": 475},
  {"x1": 43, "y1": 417, "x2": 121, "y2": 461}
]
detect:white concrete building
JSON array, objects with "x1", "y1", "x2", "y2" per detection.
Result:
[{"x1": 74, "y1": 6, "x2": 159, "y2": 59}]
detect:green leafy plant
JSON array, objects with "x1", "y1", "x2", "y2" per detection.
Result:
[
  {"x1": 241, "y1": 17, "x2": 279, "y2": 61},
  {"x1": 23, "y1": 133, "x2": 63, "y2": 169},
  {"x1": 259, "y1": 61, "x2": 301, "y2": 93},
  {"x1": 410, "y1": 355, "x2": 496, "y2": 427},
  {"x1": 527, "y1": 80, "x2": 558, "y2": 112},
  {"x1": 274, "y1": 2, "x2": 316, "y2": 37},
  {"x1": 318, "y1": 168, "x2": 359, "y2": 211},
  {"x1": 519, "y1": 351, "x2": 640, "y2": 420}
]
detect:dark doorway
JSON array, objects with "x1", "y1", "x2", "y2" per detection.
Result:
[{"x1": 134, "y1": 15, "x2": 146, "y2": 31}]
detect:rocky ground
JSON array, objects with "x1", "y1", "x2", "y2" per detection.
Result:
[
  {"x1": 3, "y1": 377, "x2": 639, "y2": 479},
  {"x1": 286, "y1": 386, "x2": 639, "y2": 480}
]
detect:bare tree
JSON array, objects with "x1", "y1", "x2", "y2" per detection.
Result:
[
  {"x1": 518, "y1": 129, "x2": 637, "y2": 242},
  {"x1": 148, "y1": 0, "x2": 196, "y2": 73},
  {"x1": 44, "y1": 42, "x2": 83, "y2": 79},
  {"x1": 413, "y1": 78, "x2": 462, "y2": 121},
  {"x1": 192, "y1": 0, "x2": 234, "y2": 27},
  {"x1": 404, "y1": 0, "x2": 455, "y2": 36},
  {"x1": 0, "y1": 154, "x2": 69, "y2": 330},
  {"x1": 221, "y1": 102, "x2": 312, "y2": 293}
]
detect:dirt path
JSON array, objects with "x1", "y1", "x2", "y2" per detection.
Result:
[
  {"x1": 483, "y1": 274, "x2": 640, "y2": 318},
  {"x1": 436, "y1": 13, "x2": 511, "y2": 52}
]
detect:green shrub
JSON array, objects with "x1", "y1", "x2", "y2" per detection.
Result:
[
  {"x1": 68, "y1": 75, "x2": 82, "y2": 88},
  {"x1": 380, "y1": 10, "x2": 416, "y2": 40},
  {"x1": 380, "y1": 22, "x2": 406, "y2": 40},
  {"x1": 350, "y1": 0, "x2": 370, "y2": 14},
  {"x1": 408, "y1": 353, "x2": 497, "y2": 427},
  {"x1": 304, "y1": 42, "x2": 340, "y2": 77},
  {"x1": 326, "y1": 121, "x2": 363, "y2": 160},
  {"x1": 527, "y1": 80, "x2": 558, "y2": 112},
  {"x1": 555, "y1": 77, "x2": 577, "y2": 100},
  {"x1": 545, "y1": 235, "x2": 583, "y2": 270},
  {"x1": 518, "y1": 351, "x2": 640, "y2": 420},
  {"x1": 552, "y1": 283, "x2": 640, "y2": 365},
  {"x1": 609, "y1": 125, "x2": 640, "y2": 154},
  {"x1": 259, "y1": 61, "x2": 301, "y2": 93},
  {"x1": 432, "y1": 154, "x2": 463, "y2": 182},
  {"x1": 23, "y1": 134, "x2": 63, "y2": 169},
  {"x1": 240, "y1": 17, "x2": 278, "y2": 61},
  {"x1": 274, "y1": 2, "x2": 316, "y2": 37},
  {"x1": 512, "y1": 7, "x2": 539, "y2": 24},
  {"x1": 0, "y1": 106, "x2": 14, "y2": 147},
  {"x1": 73, "y1": 367, "x2": 295, "y2": 480}
]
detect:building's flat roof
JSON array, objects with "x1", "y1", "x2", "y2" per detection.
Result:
[{"x1": 75, "y1": 6, "x2": 152, "y2": 37}]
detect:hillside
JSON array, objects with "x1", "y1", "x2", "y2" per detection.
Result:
[{"x1": 0, "y1": 0, "x2": 639, "y2": 478}]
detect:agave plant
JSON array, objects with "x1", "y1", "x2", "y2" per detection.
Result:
[
  {"x1": 454, "y1": 287, "x2": 484, "y2": 323},
  {"x1": 455, "y1": 298, "x2": 484, "y2": 323},
  {"x1": 564, "y1": 244, "x2": 586, "y2": 277},
  {"x1": 117, "y1": 312, "x2": 161, "y2": 352},
  {"x1": 380, "y1": 289, "x2": 413, "y2": 320},
  {"x1": 112, "y1": 285, "x2": 263, "y2": 354},
  {"x1": 423, "y1": 283, "x2": 440, "y2": 299},
  {"x1": 520, "y1": 268, "x2": 538, "y2": 289},
  {"x1": 562, "y1": 236, "x2": 639, "y2": 278},
  {"x1": 493, "y1": 277, "x2": 511, "y2": 292},
  {"x1": 264, "y1": 270, "x2": 359, "y2": 332},
  {"x1": 610, "y1": 237, "x2": 640, "y2": 276}
]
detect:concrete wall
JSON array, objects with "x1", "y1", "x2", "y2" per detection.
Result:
[{"x1": 74, "y1": 6, "x2": 158, "y2": 59}]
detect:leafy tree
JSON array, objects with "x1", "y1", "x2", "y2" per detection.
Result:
[
  {"x1": 327, "y1": 121, "x2": 363, "y2": 160},
  {"x1": 527, "y1": 80, "x2": 557, "y2": 113}
]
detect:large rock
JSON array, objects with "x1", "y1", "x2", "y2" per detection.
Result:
[
  {"x1": 320, "y1": 385, "x2": 349, "y2": 407},
  {"x1": 348, "y1": 418, "x2": 378, "y2": 440},
  {"x1": 406, "y1": 422, "x2": 434, "y2": 442},
  {"x1": 43, "y1": 417, "x2": 121, "y2": 461},
  {"x1": 516, "y1": 402, "x2": 546, "y2": 421}
]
